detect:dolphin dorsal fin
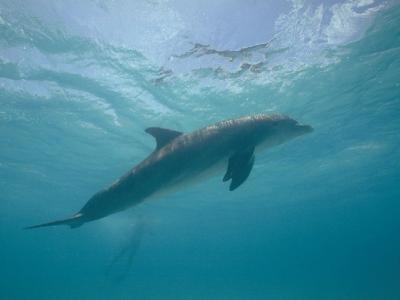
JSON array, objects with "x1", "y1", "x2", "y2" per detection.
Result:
[{"x1": 145, "y1": 127, "x2": 183, "y2": 150}]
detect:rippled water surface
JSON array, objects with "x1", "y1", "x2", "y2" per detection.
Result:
[{"x1": 1, "y1": 1, "x2": 400, "y2": 299}]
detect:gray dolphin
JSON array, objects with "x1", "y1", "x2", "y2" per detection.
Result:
[{"x1": 26, "y1": 113, "x2": 313, "y2": 229}]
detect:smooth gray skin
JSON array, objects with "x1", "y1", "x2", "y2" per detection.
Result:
[{"x1": 26, "y1": 113, "x2": 313, "y2": 229}]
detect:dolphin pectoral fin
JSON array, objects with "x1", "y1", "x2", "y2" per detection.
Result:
[
  {"x1": 223, "y1": 159, "x2": 233, "y2": 182},
  {"x1": 224, "y1": 146, "x2": 255, "y2": 191},
  {"x1": 145, "y1": 127, "x2": 183, "y2": 150},
  {"x1": 222, "y1": 172, "x2": 231, "y2": 182},
  {"x1": 229, "y1": 154, "x2": 255, "y2": 191}
]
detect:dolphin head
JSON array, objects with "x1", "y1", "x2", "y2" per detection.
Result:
[{"x1": 248, "y1": 113, "x2": 313, "y2": 147}]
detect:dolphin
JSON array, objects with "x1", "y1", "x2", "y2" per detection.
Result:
[{"x1": 26, "y1": 113, "x2": 313, "y2": 229}]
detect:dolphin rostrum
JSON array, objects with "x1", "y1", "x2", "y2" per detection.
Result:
[{"x1": 26, "y1": 113, "x2": 313, "y2": 229}]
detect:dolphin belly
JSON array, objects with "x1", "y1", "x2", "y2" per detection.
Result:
[{"x1": 147, "y1": 156, "x2": 228, "y2": 200}]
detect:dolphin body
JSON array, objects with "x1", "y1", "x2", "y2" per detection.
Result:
[{"x1": 27, "y1": 113, "x2": 313, "y2": 229}]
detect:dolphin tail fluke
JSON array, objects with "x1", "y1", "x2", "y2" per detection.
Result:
[{"x1": 24, "y1": 213, "x2": 84, "y2": 230}]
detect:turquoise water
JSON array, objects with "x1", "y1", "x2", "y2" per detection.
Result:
[{"x1": 1, "y1": 1, "x2": 400, "y2": 299}]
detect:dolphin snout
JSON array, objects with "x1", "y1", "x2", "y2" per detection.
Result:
[{"x1": 298, "y1": 124, "x2": 313, "y2": 134}]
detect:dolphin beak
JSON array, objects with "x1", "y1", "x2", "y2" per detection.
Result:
[{"x1": 298, "y1": 124, "x2": 314, "y2": 134}]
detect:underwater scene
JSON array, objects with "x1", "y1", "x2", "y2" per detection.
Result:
[{"x1": 1, "y1": 0, "x2": 400, "y2": 299}]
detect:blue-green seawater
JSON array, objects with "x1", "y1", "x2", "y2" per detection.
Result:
[{"x1": 1, "y1": 1, "x2": 400, "y2": 299}]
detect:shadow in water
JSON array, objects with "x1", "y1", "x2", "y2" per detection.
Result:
[{"x1": 105, "y1": 219, "x2": 147, "y2": 282}]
